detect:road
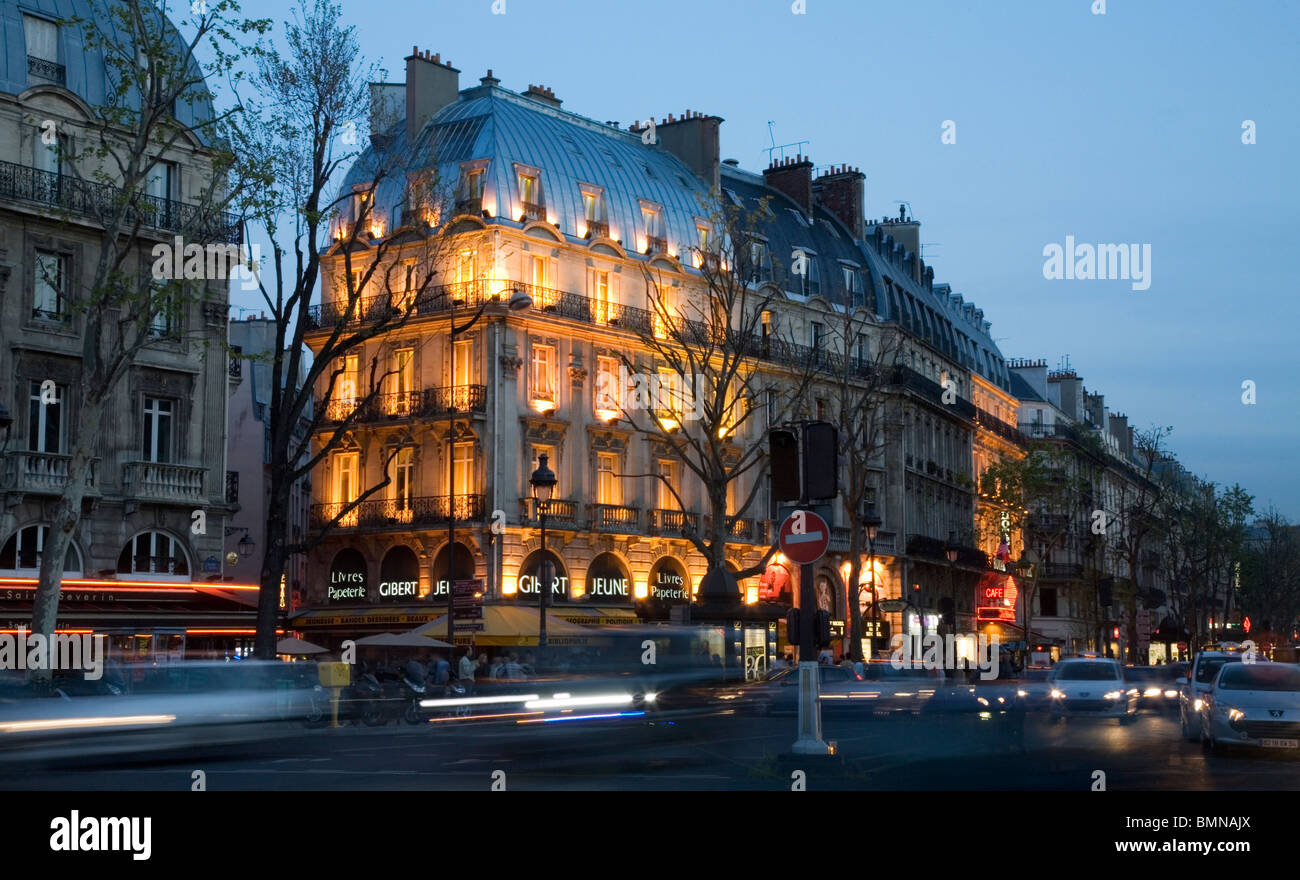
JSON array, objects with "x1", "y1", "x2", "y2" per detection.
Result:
[{"x1": 6, "y1": 707, "x2": 1297, "y2": 791}]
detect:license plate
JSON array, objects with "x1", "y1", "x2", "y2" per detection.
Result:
[{"x1": 1258, "y1": 738, "x2": 1298, "y2": 749}]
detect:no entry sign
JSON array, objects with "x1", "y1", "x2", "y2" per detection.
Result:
[{"x1": 778, "y1": 509, "x2": 830, "y2": 565}]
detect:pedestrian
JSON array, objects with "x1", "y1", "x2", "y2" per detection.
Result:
[
  {"x1": 434, "y1": 655, "x2": 451, "y2": 687},
  {"x1": 491, "y1": 655, "x2": 506, "y2": 679},
  {"x1": 505, "y1": 653, "x2": 524, "y2": 680},
  {"x1": 475, "y1": 653, "x2": 489, "y2": 679},
  {"x1": 458, "y1": 647, "x2": 476, "y2": 693},
  {"x1": 521, "y1": 652, "x2": 536, "y2": 676},
  {"x1": 852, "y1": 657, "x2": 865, "y2": 679},
  {"x1": 783, "y1": 653, "x2": 794, "y2": 668}
]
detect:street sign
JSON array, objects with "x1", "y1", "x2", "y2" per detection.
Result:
[
  {"x1": 455, "y1": 605, "x2": 484, "y2": 620},
  {"x1": 878, "y1": 599, "x2": 907, "y2": 613},
  {"x1": 778, "y1": 509, "x2": 830, "y2": 565},
  {"x1": 453, "y1": 621, "x2": 485, "y2": 632}
]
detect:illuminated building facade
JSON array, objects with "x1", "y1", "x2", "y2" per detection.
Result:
[{"x1": 296, "y1": 50, "x2": 1015, "y2": 663}]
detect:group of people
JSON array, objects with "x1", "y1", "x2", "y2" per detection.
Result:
[{"x1": 395, "y1": 648, "x2": 538, "y2": 695}]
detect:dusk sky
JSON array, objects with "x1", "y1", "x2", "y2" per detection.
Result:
[{"x1": 231, "y1": 0, "x2": 1300, "y2": 518}]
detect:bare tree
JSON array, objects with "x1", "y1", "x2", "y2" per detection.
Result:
[
  {"x1": 29, "y1": 0, "x2": 268, "y2": 672},
  {"x1": 238, "y1": 0, "x2": 463, "y2": 658},
  {"x1": 1106, "y1": 426, "x2": 1172, "y2": 659},
  {"x1": 617, "y1": 198, "x2": 814, "y2": 602}
]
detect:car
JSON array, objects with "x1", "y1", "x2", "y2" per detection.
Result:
[
  {"x1": 1048, "y1": 658, "x2": 1139, "y2": 723},
  {"x1": 1178, "y1": 651, "x2": 1243, "y2": 741},
  {"x1": 1125, "y1": 665, "x2": 1182, "y2": 714},
  {"x1": 1198, "y1": 661, "x2": 1300, "y2": 756},
  {"x1": 720, "y1": 662, "x2": 945, "y2": 716}
]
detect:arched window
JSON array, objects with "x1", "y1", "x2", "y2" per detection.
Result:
[
  {"x1": 117, "y1": 531, "x2": 190, "y2": 578},
  {"x1": 0, "y1": 526, "x2": 82, "y2": 575}
]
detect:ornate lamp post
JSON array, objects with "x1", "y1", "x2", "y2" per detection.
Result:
[
  {"x1": 529, "y1": 453, "x2": 557, "y2": 669},
  {"x1": 863, "y1": 503, "x2": 882, "y2": 659},
  {"x1": 444, "y1": 289, "x2": 532, "y2": 650}
]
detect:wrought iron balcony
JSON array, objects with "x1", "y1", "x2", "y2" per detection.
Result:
[
  {"x1": 1043, "y1": 562, "x2": 1085, "y2": 579},
  {"x1": 645, "y1": 235, "x2": 667, "y2": 254},
  {"x1": 316, "y1": 384, "x2": 487, "y2": 427},
  {"x1": 520, "y1": 201, "x2": 546, "y2": 222},
  {"x1": 3, "y1": 451, "x2": 98, "y2": 494},
  {"x1": 122, "y1": 461, "x2": 205, "y2": 503},
  {"x1": 588, "y1": 503, "x2": 641, "y2": 532},
  {"x1": 309, "y1": 494, "x2": 486, "y2": 530},
  {"x1": 584, "y1": 219, "x2": 609, "y2": 239},
  {"x1": 27, "y1": 55, "x2": 65, "y2": 86},
  {"x1": 0, "y1": 160, "x2": 240, "y2": 243},
  {"x1": 519, "y1": 498, "x2": 579, "y2": 528},
  {"x1": 649, "y1": 508, "x2": 699, "y2": 537}
]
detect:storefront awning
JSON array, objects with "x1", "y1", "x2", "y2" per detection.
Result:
[
  {"x1": 289, "y1": 604, "x2": 448, "y2": 630},
  {"x1": 550, "y1": 606, "x2": 640, "y2": 627}
]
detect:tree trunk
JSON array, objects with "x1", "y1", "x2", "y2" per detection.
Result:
[
  {"x1": 255, "y1": 485, "x2": 290, "y2": 659},
  {"x1": 29, "y1": 395, "x2": 103, "y2": 685}
]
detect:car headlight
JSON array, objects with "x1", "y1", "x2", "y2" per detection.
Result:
[
  {"x1": 1104, "y1": 690, "x2": 1122, "y2": 700},
  {"x1": 1193, "y1": 698, "x2": 1204, "y2": 711},
  {"x1": 1143, "y1": 687, "x2": 1161, "y2": 697},
  {"x1": 1226, "y1": 708, "x2": 1244, "y2": 723},
  {"x1": 1050, "y1": 689, "x2": 1065, "y2": 700},
  {"x1": 1163, "y1": 689, "x2": 1178, "y2": 698},
  {"x1": 1016, "y1": 689, "x2": 1028, "y2": 698}
]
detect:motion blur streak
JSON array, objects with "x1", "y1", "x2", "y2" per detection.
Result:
[
  {"x1": 419, "y1": 694, "x2": 540, "y2": 708},
  {"x1": 523, "y1": 694, "x2": 635, "y2": 710},
  {"x1": 520, "y1": 711, "x2": 646, "y2": 724},
  {"x1": 0, "y1": 715, "x2": 176, "y2": 733}
]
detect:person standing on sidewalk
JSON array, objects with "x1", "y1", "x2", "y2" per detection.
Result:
[{"x1": 458, "y1": 647, "x2": 477, "y2": 694}]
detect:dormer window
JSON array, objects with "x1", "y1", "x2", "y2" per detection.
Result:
[
  {"x1": 580, "y1": 184, "x2": 607, "y2": 238},
  {"x1": 515, "y1": 164, "x2": 544, "y2": 221},
  {"x1": 454, "y1": 162, "x2": 487, "y2": 216},
  {"x1": 24, "y1": 14, "x2": 63, "y2": 86},
  {"x1": 351, "y1": 185, "x2": 374, "y2": 227},
  {"x1": 640, "y1": 201, "x2": 665, "y2": 254},
  {"x1": 749, "y1": 240, "x2": 772, "y2": 283}
]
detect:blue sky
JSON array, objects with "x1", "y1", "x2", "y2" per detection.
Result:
[{"x1": 231, "y1": 0, "x2": 1300, "y2": 517}]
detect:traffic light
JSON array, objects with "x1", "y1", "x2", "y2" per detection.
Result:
[
  {"x1": 769, "y1": 428, "x2": 800, "y2": 503},
  {"x1": 1112, "y1": 627, "x2": 1120, "y2": 639},
  {"x1": 815, "y1": 609, "x2": 832, "y2": 648},
  {"x1": 802, "y1": 421, "x2": 839, "y2": 501}
]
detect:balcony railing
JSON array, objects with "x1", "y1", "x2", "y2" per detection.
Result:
[
  {"x1": 588, "y1": 503, "x2": 641, "y2": 532},
  {"x1": 519, "y1": 498, "x2": 580, "y2": 528},
  {"x1": 584, "y1": 219, "x2": 609, "y2": 239},
  {"x1": 310, "y1": 494, "x2": 486, "y2": 530},
  {"x1": 520, "y1": 201, "x2": 546, "y2": 222},
  {"x1": 317, "y1": 384, "x2": 487, "y2": 426},
  {"x1": 1044, "y1": 563, "x2": 1085, "y2": 579},
  {"x1": 0, "y1": 160, "x2": 240, "y2": 243},
  {"x1": 974, "y1": 406, "x2": 1025, "y2": 445},
  {"x1": 3, "y1": 452, "x2": 98, "y2": 494},
  {"x1": 122, "y1": 462, "x2": 205, "y2": 502},
  {"x1": 27, "y1": 55, "x2": 65, "y2": 85},
  {"x1": 645, "y1": 235, "x2": 667, "y2": 254},
  {"x1": 649, "y1": 509, "x2": 699, "y2": 537}
]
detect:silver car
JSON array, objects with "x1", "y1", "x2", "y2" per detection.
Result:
[
  {"x1": 1178, "y1": 651, "x2": 1242, "y2": 741},
  {"x1": 1198, "y1": 661, "x2": 1300, "y2": 756},
  {"x1": 1048, "y1": 658, "x2": 1139, "y2": 724}
]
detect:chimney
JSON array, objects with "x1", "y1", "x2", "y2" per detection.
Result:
[
  {"x1": 1008, "y1": 358, "x2": 1049, "y2": 401},
  {"x1": 654, "y1": 110, "x2": 723, "y2": 192},
  {"x1": 875, "y1": 210, "x2": 921, "y2": 256},
  {"x1": 763, "y1": 154, "x2": 814, "y2": 217},
  {"x1": 523, "y1": 84, "x2": 562, "y2": 108},
  {"x1": 812, "y1": 164, "x2": 866, "y2": 240},
  {"x1": 1085, "y1": 392, "x2": 1105, "y2": 427},
  {"x1": 1109, "y1": 413, "x2": 1132, "y2": 456},
  {"x1": 369, "y1": 81, "x2": 405, "y2": 149},
  {"x1": 405, "y1": 48, "x2": 459, "y2": 142},
  {"x1": 480, "y1": 69, "x2": 500, "y2": 87}
]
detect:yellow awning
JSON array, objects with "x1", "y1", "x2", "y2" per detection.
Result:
[
  {"x1": 551, "y1": 606, "x2": 640, "y2": 627},
  {"x1": 407, "y1": 606, "x2": 609, "y2": 647}
]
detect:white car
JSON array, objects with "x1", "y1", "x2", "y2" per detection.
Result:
[
  {"x1": 1048, "y1": 658, "x2": 1139, "y2": 724},
  {"x1": 1198, "y1": 661, "x2": 1300, "y2": 756},
  {"x1": 1178, "y1": 651, "x2": 1242, "y2": 741}
]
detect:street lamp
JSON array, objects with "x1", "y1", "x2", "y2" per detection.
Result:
[
  {"x1": 945, "y1": 531, "x2": 959, "y2": 641},
  {"x1": 237, "y1": 533, "x2": 256, "y2": 559},
  {"x1": 529, "y1": 453, "x2": 557, "y2": 668},
  {"x1": 863, "y1": 503, "x2": 882, "y2": 659},
  {"x1": 444, "y1": 289, "x2": 532, "y2": 651}
]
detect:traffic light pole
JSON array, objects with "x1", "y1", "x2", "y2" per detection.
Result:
[{"x1": 792, "y1": 556, "x2": 830, "y2": 755}]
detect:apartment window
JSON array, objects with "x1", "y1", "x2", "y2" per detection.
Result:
[
  {"x1": 24, "y1": 14, "x2": 57, "y2": 61},
  {"x1": 454, "y1": 249, "x2": 476, "y2": 286},
  {"x1": 351, "y1": 187, "x2": 373, "y2": 225},
  {"x1": 800, "y1": 256, "x2": 821, "y2": 296},
  {"x1": 33, "y1": 124, "x2": 67, "y2": 175},
  {"x1": 1039, "y1": 588, "x2": 1058, "y2": 618},
  {"x1": 766, "y1": 389, "x2": 778, "y2": 428},
  {"x1": 657, "y1": 460, "x2": 679, "y2": 511},
  {"x1": 452, "y1": 442, "x2": 474, "y2": 496},
  {"x1": 657, "y1": 368, "x2": 683, "y2": 422},
  {"x1": 595, "y1": 355, "x2": 620, "y2": 414},
  {"x1": 581, "y1": 185, "x2": 606, "y2": 229},
  {"x1": 33, "y1": 250, "x2": 67, "y2": 321},
  {"x1": 349, "y1": 267, "x2": 365, "y2": 298},
  {"x1": 749, "y1": 241, "x2": 771, "y2": 282},
  {"x1": 141, "y1": 397, "x2": 174, "y2": 463},
  {"x1": 391, "y1": 447, "x2": 415, "y2": 510},
  {"x1": 855, "y1": 333, "x2": 868, "y2": 366},
  {"x1": 641, "y1": 202, "x2": 664, "y2": 251},
  {"x1": 28, "y1": 381, "x2": 64, "y2": 453},
  {"x1": 842, "y1": 265, "x2": 861, "y2": 299},
  {"x1": 334, "y1": 451, "x2": 358, "y2": 504},
  {"x1": 810, "y1": 321, "x2": 825, "y2": 349},
  {"x1": 590, "y1": 269, "x2": 613, "y2": 324},
  {"x1": 696, "y1": 223, "x2": 710, "y2": 253},
  {"x1": 528, "y1": 254, "x2": 549, "y2": 288},
  {"x1": 393, "y1": 260, "x2": 418, "y2": 310},
  {"x1": 596, "y1": 452, "x2": 620, "y2": 504},
  {"x1": 533, "y1": 446, "x2": 557, "y2": 496},
  {"x1": 449, "y1": 338, "x2": 471, "y2": 389},
  {"x1": 531, "y1": 344, "x2": 556, "y2": 403},
  {"x1": 517, "y1": 169, "x2": 542, "y2": 219},
  {"x1": 1, "y1": 525, "x2": 80, "y2": 573},
  {"x1": 461, "y1": 167, "x2": 484, "y2": 201},
  {"x1": 391, "y1": 347, "x2": 414, "y2": 409},
  {"x1": 118, "y1": 532, "x2": 187, "y2": 576},
  {"x1": 335, "y1": 354, "x2": 360, "y2": 419},
  {"x1": 148, "y1": 283, "x2": 178, "y2": 338},
  {"x1": 146, "y1": 160, "x2": 176, "y2": 201}
]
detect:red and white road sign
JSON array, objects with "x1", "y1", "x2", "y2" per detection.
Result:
[{"x1": 778, "y1": 510, "x2": 830, "y2": 565}]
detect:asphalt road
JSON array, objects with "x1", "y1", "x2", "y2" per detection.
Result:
[{"x1": 6, "y1": 707, "x2": 1298, "y2": 791}]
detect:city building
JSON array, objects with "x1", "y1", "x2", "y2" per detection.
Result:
[
  {"x1": 0, "y1": 0, "x2": 254, "y2": 658},
  {"x1": 292, "y1": 49, "x2": 1020, "y2": 671}
]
